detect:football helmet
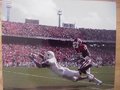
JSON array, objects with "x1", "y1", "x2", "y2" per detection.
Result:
[
  {"x1": 44, "y1": 51, "x2": 55, "y2": 60},
  {"x1": 73, "y1": 38, "x2": 82, "y2": 48},
  {"x1": 74, "y1": 38, "x2": 82, "y2": 44}
]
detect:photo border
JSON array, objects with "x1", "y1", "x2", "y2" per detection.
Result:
[
  {"x1": 0, "y1": 0, "x2": 3, "y2": 90},
  {"x1": 114, "y1": 0, "x2": 120, "y2": 90},
  {"x1": 0, "y1": 0, "x2": 119, "y2": 90}
]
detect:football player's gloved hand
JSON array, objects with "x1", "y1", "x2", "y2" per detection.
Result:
[
  {"x1": 29, "y1": 53, "x2": 37, "y2": 61},
  {"x1": 38, "y1": 53, "x2": 44, "y2": 59}
]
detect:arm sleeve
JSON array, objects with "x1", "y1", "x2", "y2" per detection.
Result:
[
  {"x1": 41, "y1": 61, "x2": 50, "y2": 68},
  {"x1": 39, "y1": 53, "x2": 44, "y2": 59},
  {"x1": 33, "y1": 60, "x2": 42, "y2": 68},
  {"x1": 33, "y1": 60, "x2": 50, "y2": 68},
  {"x1": 84, "y1": 45, "x2": 91, "y2": 56}
]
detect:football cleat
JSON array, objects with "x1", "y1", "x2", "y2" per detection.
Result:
[{"x1": 96, "y1": 81, "x2": 102, "y2": 85}]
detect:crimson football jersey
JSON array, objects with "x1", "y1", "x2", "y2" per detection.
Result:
[{"x1": 75, "y1": 44, "x2": 90, "y2": 58}]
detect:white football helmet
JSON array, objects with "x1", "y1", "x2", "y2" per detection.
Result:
[{"x1": 44, "y1": 51, "x2": 55, "y2": 60}]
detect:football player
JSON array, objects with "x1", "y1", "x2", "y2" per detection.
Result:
[
  {"x1": 72, "y1": 38, "x2": 102, "y2": 85},
  {"x1": 29, "y1": 51, "x2": 87, "y2": 82}
]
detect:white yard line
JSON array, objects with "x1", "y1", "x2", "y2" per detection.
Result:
[
  {"x1": 4, "y1": 70, "x2": 114, "y2": 87},
  {"x1": 4, "y1": 70, "x2": 66, "y2": 81}
]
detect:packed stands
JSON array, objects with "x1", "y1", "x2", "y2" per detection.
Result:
[
  {"x1": 2, "y1": 42, "x2": 115, "y2": 67},
  {"x1": 2, "y1": 21, "x2": 116, "y2": 67},
  {"x1": 2, "y1": 21, "x2": 115, "y2": 41}
]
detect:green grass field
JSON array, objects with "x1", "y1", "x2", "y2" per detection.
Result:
[{"x1": 3, "y1": 66, "x2": 115, "y2": 90}]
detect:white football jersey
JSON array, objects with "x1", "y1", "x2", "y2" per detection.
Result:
[
  {"x1": 46, "y1": 57, "x2": 64, "y2": 76},
  {"x1": 46, "y1": 57, "x2": 80, "y2": 78}
]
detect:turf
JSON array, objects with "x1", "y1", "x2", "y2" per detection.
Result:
[{"x1": 3, "y1": 66, "x2": 115, "y2": 90}]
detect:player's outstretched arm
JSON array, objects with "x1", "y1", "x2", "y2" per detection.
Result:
[
  {"x1": 29, "y1": 54, "x2": 42, "y2": 68},
  {"x1": 33, "y1": 59, "x2": 42, "y2": 68},
  {"x1": 29, "y1": 54, "x2": 50, "y2": 68},
  {"x1": 38, "y1": 53, "x2": 44, "y2": 59}
]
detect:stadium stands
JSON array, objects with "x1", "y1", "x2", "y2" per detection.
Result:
[
  {"x1": 2, "y1": 21, "x2": 115, "y2": 41},
  {"x1": 2, "y1": 21, "x2": 116, "y2": 67}
]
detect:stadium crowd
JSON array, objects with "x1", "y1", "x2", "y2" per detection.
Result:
[
  {"x1": 2, "y1": 21, "x2": 115, "y2": 67},
  {"x1": 2, "y1": 21, "x2": 115, "y2": 41},
  {"x1": 2, "y1": 43, "x2": 115, "y2": 67},
  {"x1": 2, "y1": 43, "x2": 73, "y2": 67},
  {"x1": 2, "y1": 21, "x2": 82, "y2": 39}
]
